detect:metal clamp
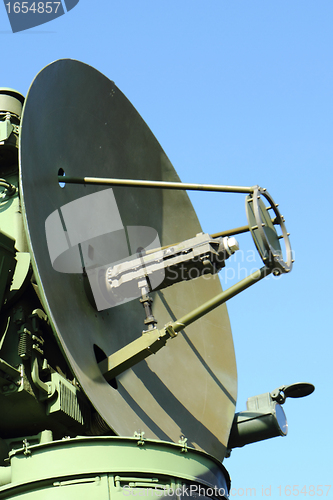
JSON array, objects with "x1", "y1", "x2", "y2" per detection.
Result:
[
  {"x1": 133, "y1": 431, "x2": 145, "y2": 446},
  {"x1": 178, "y1": 435, "x2": 188, "y2": 453}
]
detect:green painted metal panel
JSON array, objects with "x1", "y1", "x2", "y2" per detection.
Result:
[{"x1": 0, "y1": 437, "x2": 230, "y2": 499}]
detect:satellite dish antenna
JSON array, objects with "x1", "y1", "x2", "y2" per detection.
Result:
[
  {"x1": 0, "y1": 60, "x2": 314, "y2": 499},
  {"x1": 19, "y1": 59, "x2": 238, "y2": 461}
]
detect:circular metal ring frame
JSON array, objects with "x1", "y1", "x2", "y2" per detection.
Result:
[{"x1": 247, "y1": 186, "x2": 293, "y2": 274}]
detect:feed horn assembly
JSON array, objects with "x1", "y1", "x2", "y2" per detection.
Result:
[{"x1": 0, "y1": 60, "x2": 314, "y2": 499}]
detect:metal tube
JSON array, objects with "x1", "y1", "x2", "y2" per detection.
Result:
[
  {"x1": 143, "y1": 225, "x2": 251, "y2": 256},
  {"x1": 58, "y1": 176, "x2": 255, "y2": 194},
  {"x1": 171, "y1": 266, "x2": 270, "y2": 333},
  {"x1": 211, "y1": 225, "x2": 251, "y2": 238},
  {"x1": 144, "y1": 224, "x2": 251, "y2": 256}
]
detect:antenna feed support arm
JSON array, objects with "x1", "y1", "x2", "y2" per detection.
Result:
[
  {"x1": 99, "y1": 266, "x2": 270, "y2": 381},
  {"x1": 99, "y1": 326, "x2": 173, "y2": 382}
]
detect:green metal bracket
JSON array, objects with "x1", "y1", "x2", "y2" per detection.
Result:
[
  {"x1": 99, "y1": 328, "x2": 170, "y2": 381},
  {"x1": 31, "y1": 355, "x2": 54, "y2": 400}
]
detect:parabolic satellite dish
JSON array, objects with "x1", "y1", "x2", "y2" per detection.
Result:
[{"x1": 19, "y1": 59, "x2": 237, "y2": 461}]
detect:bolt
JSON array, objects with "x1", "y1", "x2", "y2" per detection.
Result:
[
  {"x1": 222, "y1": 236, "x2": 239, "y2": 256},
  {"x1": 226, "y1": 236, "x2": 239, "y2": 254}
]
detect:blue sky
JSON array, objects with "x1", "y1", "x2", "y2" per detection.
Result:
[{"x1": 1, "y1": 1, "x2": 332, "y2": 497}]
